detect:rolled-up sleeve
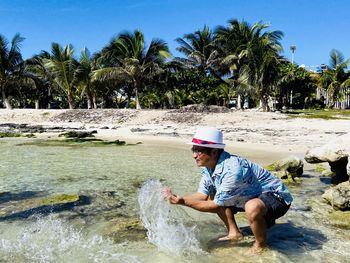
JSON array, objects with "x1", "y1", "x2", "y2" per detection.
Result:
[
  {"x1": 197, "y1": 176, "x2": 215, "y2": 196},
  {"x1": 213, "y1": 171, "x2": 242, "y2": 206}
]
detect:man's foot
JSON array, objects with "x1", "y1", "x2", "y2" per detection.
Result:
[
  {"x1": 211, "y1": 233, "x2": 243, "y2": 243},
  {"x1": 244, "y1": 243, "x2": 267, "y2": 256}
]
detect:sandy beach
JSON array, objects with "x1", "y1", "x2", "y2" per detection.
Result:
[{"x1": 1, "y1": 108, "x2": 350, "y2": 165}]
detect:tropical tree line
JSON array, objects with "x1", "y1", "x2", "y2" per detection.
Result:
[{"x1": 1, "y1": 19, "x2": 349, "y2": 111}]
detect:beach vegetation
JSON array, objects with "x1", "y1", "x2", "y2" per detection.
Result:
[
  {"x1": 283, "y1": 109, "x2": 350, "y2": 120},
  {"x1": 277, "y1": 63, "x2": 317, "y2": 109},
  {"x1": 75, "y1": 48, "x2": 98, "y2": 109},
  {"x1": 0, "y1": 19, "x2": 349, "y2": 111},
  {"x1": 317, "y1": 49, "x2": 350, "y2": 109},
  {"x1": 93, "y1": 30, "x2": 171, "y2": 109},
  {"x1": 216, "y1": 20, "x2": 284, "y2": 111},
  {"x1": 0, "y1": 33, "x2": 25, "y2": 109},
  {"x1": 43, "y1": 43, "x2": 79, "y2": 109},
  {"x1": 21, "y1": 51, "x2": 53, "y2": 109},
  {"x1": 175, "y1": 25, "x2": 222, "y2": 79}
]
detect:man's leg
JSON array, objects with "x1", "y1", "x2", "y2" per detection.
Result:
[
  {"x1": 244, "y1": 198, "x2": 268, "y2": 253},
  {"x1": 215, "y1": 206, "x2": 243, "y2": 241}
]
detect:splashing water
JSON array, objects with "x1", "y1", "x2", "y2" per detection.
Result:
[
  {"x1": 138, "y1": 180, "x2": 204, "y2": 257},
  {"x1": 0, "y1": 215, "x2": 142, "y2": 263}
]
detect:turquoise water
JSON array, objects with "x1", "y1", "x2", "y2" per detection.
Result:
[{"x1": 0, "y1": 138, "x2": 349, "y2": 262}]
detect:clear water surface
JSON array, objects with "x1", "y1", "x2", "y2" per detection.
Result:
[{"x1": 0, "y1": 138, "x2": 349, "y2": 263}]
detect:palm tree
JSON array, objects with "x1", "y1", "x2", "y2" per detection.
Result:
[
  {"x1": 175, "y1": 26, "x2": 221, "y2": 77},
  {"x1": 216, "y1": 20, "x2": 284, "y2": 111},
  {"x1": 93, "y1": 30, "x2": 171, "y2": 109},
  {"x1": 44, "y1": 43, "x2": 78, "y2": 109},
  {"x1": 0, "y1": 33, "x2": 25, "y2": 109},
  {"x1": 318, "y1": 49, "x2": 350, "y2": 108},
  {"x1": 25, "y1": 51, "x2": 55, "y2": 109},
  {"x1": 75, "y1": 48, "x2": 97, "y2": 109}
]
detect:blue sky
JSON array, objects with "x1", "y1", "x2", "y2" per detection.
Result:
[{"x1": 1, "y1": 0, "x2": 349, "y2": 68}]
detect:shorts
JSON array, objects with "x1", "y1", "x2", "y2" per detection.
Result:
[
  {"x1": 259, "y1": 192, "x2": 290, "y2": 228},
  {"x1": 230, "y1": 192, "x2": 291, "y2": 228}
]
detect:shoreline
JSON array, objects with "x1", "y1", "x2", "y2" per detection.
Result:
[{"x1": 1, "y1": 108, "x2": 350, "y2": 165}]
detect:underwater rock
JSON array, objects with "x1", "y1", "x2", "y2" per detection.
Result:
[
  {"x1": 69, "y1": 191, "x2": 127, "y2": 219},
  {"x1": 0, "y1": 132, "x2": 22, "y2": 138},
  {"x1": 327, "y1": 210, "x2": 350, "y2": 229},
  {"x1": 322, "y1": 181, "x2": 350, "y2": 210},
  {"x1": 107, "y1": 217, "x2": 147, "y2": 243},
  {"x1": 18, "y1": 138, "x2": 127, "y2": 147},
  {"x1": 0, "y1": 194, "x2": 90, "y2": 220},
  {"x1": 58, "y1": 130, "x2": 97, "y2": 138},
  {"x1": 271, "y1": 155, "x2": 304, "y2": 181},
  {"x1": 305, "y1": 144, "x2": 349, "y2": 184}
]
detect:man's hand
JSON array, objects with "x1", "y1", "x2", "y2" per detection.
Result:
[{"x1": 162, "y1": 187, "x2": 184, "y2": 205}]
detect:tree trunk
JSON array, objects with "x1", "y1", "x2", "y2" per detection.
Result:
[
  {"x1": 86, "y1": 94, "x2": 92, "y2": 109},
  {"x1": 260, "y1": 96, "x2": 270, "y2": 112},
  {"x1": 67, "y1": 94, "x2": 74, "y2": 109},
  {"x1": 237, "y1": 94, "x2": 241, "y2": 110},
  {"x1": 135, "y1": 88, "x2": 141, "y2": 109},
  {"x1": 35, "y1": 100, "x2": 40, "y2": 109},
  {"x1": 1, "y1": 87, "x2": 12, "y2": 109},
  {"x1": 92, "y1": 95, "x2": 97, "y2": 109}
]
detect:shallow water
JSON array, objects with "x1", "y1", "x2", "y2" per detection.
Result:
[{"x1": 0, "y1": 137, "x2": 349, "y2": 262}]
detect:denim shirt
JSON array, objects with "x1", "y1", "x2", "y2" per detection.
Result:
[{"x1": 197, "y1": 151, "x2": 293, "y2": 208}]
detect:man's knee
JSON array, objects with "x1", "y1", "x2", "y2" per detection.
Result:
[{"x1": 245, "y1": 199, "x2": 266, "y2": 221}]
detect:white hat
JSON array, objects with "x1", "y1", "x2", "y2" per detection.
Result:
[{"x1": 189, "y1": 127, "x2": 225, "y2": 149}]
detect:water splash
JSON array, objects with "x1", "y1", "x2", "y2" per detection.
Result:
[
  {"x1": 0, "y1": 215, "x2": 142, "y2": 263},
  {"x1": 138, "y1": 179, "x2": 204, "y2": 257}
]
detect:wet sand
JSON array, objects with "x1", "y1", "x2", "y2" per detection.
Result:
[{"x1": 1, "y1": 108, "x2": 349, "y2": 165}]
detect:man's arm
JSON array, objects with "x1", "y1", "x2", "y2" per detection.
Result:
[{"x1": 162, "y1": 187, "x2": 220, "y2": 213}]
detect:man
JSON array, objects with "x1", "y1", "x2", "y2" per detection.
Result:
[{"x1": 162, "y1": 127, "x2": 293, "y2": 254}]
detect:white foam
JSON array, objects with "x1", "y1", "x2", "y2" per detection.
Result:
[
  {"x1": 0, "y1": 215, "x2": 142, "y2": 263},
  {"x1": 138, "y1": 180, "x2": 204, "y2": 257}
]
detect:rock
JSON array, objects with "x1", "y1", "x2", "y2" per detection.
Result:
[
  {"x1": 329, "y1": 158, "x2": 349, "y2": 184},
  {"x1": 0, "y1": 132, "x2": 22, "y2": 138},
  {"x1": 267, "y1": 155, "x2": 303, "y2": 181},
  {"x1": 327, "y1": 210, "x2": 350, "y2": 229},
  {"x1": 322, "y1": 181, "x2": 350, "y2": 210},
  {"x1": 58, "y1": 130, "x2": 96, "y2": 138},
  {"x1": 17, "y1": 138, "x2": 128, "y2": 147},
  {"x1": 130, "y1": 128, "x2": 150, "y2": 133},
  {"x1": 328, "y1": 132, "x2": 350, "y2": 177},
  {"x1": 305, "y1": 144, "x2": 349, "y2": 184},
  {"x1": 305, "y1": 144, "x2": 348, "y2": 163},
  {"x1": 0, "y1": 193, "x2": 90, "y2": 220},
  {"x1": 107, "y1": 217, "x2": 147, "y2": 243},
  {"x1": 177, "y1": 104, "x2": 231, "y2": 113},
  {"x1": 156, "y1": 131, "x2": 179, "y2": 137}
]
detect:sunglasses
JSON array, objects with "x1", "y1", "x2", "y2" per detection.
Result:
[{"x1": 191, "y1": 147, "x2": 212, "y2": 155}]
